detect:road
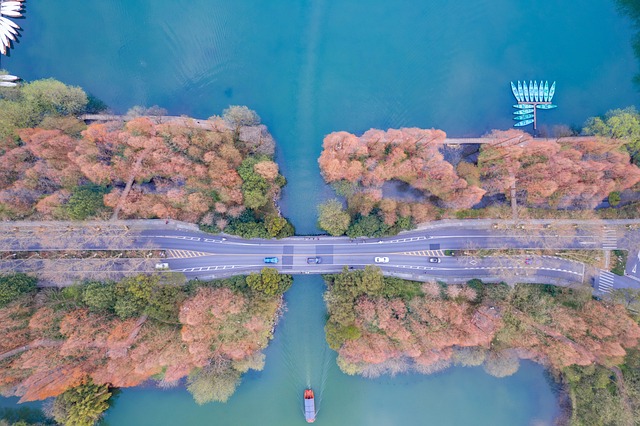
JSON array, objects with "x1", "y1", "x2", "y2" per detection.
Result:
[
  {"x1": 134, "y1": 220, "x2": 634, "y2": 286},
  {"x1": 2, "y1": 219, "x2": 640, "y2": 289}
]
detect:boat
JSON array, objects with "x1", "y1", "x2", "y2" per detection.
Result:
[
  {"x1": 513, "y1": 108, "x2": 534, "y2": 115},
  {"x1": 517, "y1": 81, "x2": 524, "y2": 102},
  {"x1": 548, "y1": 81, "x2": 556, "y2": 101},
  {"x1": 523, "y1": 80, "x2": 530, "y2": 102},
  {"x1": 0, "y1": 81, "x2": 17, "y2": 87},
  {"x1": 514, "y1": 113, "x2": 534, "y2": 120},
  {"x1": 514, "y1": 118, "x2": 534, "y2": 127},
  {"x1": 510, "y1": 82, "x2": 520, "y2": 101},
  {"x1": 0, "y1": 74, "x2": 18, "y2": 81},
  {"x1": 536, "y1": 104, "x2": 557, "y2": 110},
  {"x1": 543, "y1": 81, "x2": 549, "y2": 102},
  {"x1": 539, "y1": 81, "x2": 544, "y2": 102},
  {"x1": 513, "y1": 104, "x2": 531, "y2": 109},
  {"x1": 533, "y1": 81, "x2": 539, "y2": 102},
  {"x1": 304, "y1": 389, "x2": 316, "y2": 423}
]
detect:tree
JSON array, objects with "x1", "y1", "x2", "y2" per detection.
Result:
[
  {"x1": 20, "y1": 79, "x2": 88, "y2": 119},
  {"x1": 222, "y1": 106, "x2": 261, "y2": 129},
  {"x1": 246, "y1": 268, "x2": 292, "y2": 296},
  {"x1": 318, "y1": 199, "x2": 350, "y2": 236},
  {"x1": 609, "y1": 191, "x2": 622, "y2": 207},
  {"x1": 325, "y1": 321, "x2": 361, "y2": 350},
  {"x1": 51, "y1": 380, "x2": 111, "y2": 426},
  {"x1": 186, "y1": 364, "x2": 241, "y2": 404},
  {"x1": 265, "y1": 216, "x2": 286, "y2": 238},
  {"x1": 62, "y1": 185, "x2": 109, "y2": 220},
  {"x1": 346, "y1": 214, "x2": 389, "y2": 237},
  {"x1": 113, "y1": 275, "x2": 157, "y2": 319},
  {"x1": 145, "y1": 284, "x2": 185, "y2": 323},
  {"x1": 583, "y1": 107, "x2": 640, "y2": 162},
  {"x1": 81, "y1": 282, "x2": 116, "y2": 312},
  {"x1": 238, "y1": 157, "x2": 270, "y2": 210},
  {"x1": 0, "y1": 273, "x2": 37, "y2": 307}
]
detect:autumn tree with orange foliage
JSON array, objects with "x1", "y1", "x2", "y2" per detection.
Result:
[
  {"x1": 318, "y1": 128, "x2": 486, "y2": 216},
  {"x1": 478, "y1": 130, "x2": 640, "y2": 209},
  {"x1": 324, "y1": 270, "x2": 640, "y2": 383},
  {"x1": 0, "y1": 274, "x2": 284, "y2": 406},
  {"x1": 319, "y1": 127, "x2": 640, "y2": 229},
  {"x1": 0, "y1": 112, "x2": 292, "y2": 236}
]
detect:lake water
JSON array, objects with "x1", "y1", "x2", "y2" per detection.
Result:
[{"x1": 2, "y1": 0, "x2": 639, "y2": 424}]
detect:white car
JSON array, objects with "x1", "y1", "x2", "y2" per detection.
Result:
[{"x1": 374, "y1": 256, "x2": 389, "y2": 263}]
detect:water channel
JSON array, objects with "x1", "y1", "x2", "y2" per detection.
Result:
[{"x1": 2, "y1": 0, "x2": 639, "y2": 424}]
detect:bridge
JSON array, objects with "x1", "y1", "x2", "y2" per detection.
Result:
[{"x1": 1, "y1": 219, "x2": 639, "y2": 296}]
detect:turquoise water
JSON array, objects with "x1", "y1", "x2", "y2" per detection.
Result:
[
  {"x1": 2, "y1": 0, "x2": 639, "y2": 424},
  {"x1": 103, "y1": 277, "x2": 559, "y2": 426}
]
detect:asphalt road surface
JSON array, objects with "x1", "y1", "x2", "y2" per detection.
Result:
[{"x1": 3, "y1": 219, "x2": 640, "y2": 289}]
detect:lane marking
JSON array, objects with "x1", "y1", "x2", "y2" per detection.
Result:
[{"x1": 166, "y1": 250, "x2": 214, "y2": 259}]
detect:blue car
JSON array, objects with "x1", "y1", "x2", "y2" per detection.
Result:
[{"x1": 264, "y1": 257, "x2": 279, "y2": 264}]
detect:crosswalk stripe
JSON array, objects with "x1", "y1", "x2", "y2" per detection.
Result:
[
  {"x1": 402, "y1": 250, "x2": 445, "y2": 257},
  {"x1": 602, "y1": 228, "x2": 617, "y2": 249},
  {"x1": 598, "y1": 270, "x2": 616, "y2": 293},
  {"x1": 166, "y1": 250, "x2": 212, "y2": 259}
]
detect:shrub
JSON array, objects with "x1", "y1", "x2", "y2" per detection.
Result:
[
  {"x1": 608, "y1": 191, "x2": 621, "y2": 207},
  {"x1": 0, "y1": 273, "x2": 37, "y2": 307}
]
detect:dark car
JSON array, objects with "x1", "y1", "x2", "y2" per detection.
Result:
[
  {"x1": 307, "y1": 257, "x2": 321, "y2": 264},
  {"x1": 264, "y1": 257, "x2": 279, "y2": 264},
  {"x1": 429, "y1": 257, "x2": 441, "y2": 263}
]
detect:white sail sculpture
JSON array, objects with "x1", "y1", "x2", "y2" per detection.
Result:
[{"x1": 0, "y1": 0, "x2": 24, "y2": 55}]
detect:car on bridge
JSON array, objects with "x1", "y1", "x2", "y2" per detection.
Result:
[
  {"x1": 307, "y1": 257, "x2": 321, "y2": 264},
  {"x1": 374, "y1": 256, "x2": 389, "y2": 263},
  {"x1": 264, "y1": 257, "x2": 279, "y2": 264}
]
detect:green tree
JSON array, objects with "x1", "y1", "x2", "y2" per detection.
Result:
[
  {"x1": 265, "y1": 216, "x2": 285, "y2": 238},
  {"x1": 113, "y1": 275, "x2": 157, "y2": 319},
  {"x1": 318, "y1": 199, "x2": 350, "y2": 236},
  {"x1": 381, "y1": 277, "x2": 423, "y2": 300},
  {"x1": 583, "y1": 107, "x2": 640, "y2": 162},
  {"x1": 0, "y1": 273, "x2": 37, "y2": 307},
  {"x1": 245, "y1": 268, "x2": 292, "y2": 296},
  {"x1": 346, "y1": 214, "x2": 389, "y2": 238},
  {"x1": 81, "y1": 282, "x2": 116, "y2": 312},
  {"x1": 145, "y1": 284, "x2": 185, "y2": 323},
  {"x1": 62, "y1": 185, "x2": 109, "y2": 220},
  {"x1": 225, "y1": 220, "x2": 270, "y2": 239},
  {"x1": 265, "y1": 216, "x2": 294, "y2": 239},
  {"x1": 0, "y1": 78, "x2": 89, "y2": 142},
  {"x1": 21, "y1": 79, "x2": 88, "y2": 119},
  {"x1": 325, "y1": 321, "x2": 361, "y2": 350},
  {"x1": 51, "y1": 380, "x2": 111, "y2": 426},
  {"x1": 237, "y1": 157, "x2": 270, "y2": 210},
  {"x1": 608, "y1": 191, "x2": 622, "y2": 207},
  {"x1": 563, "y1": 363, "x2": 629, "y2": 425}
]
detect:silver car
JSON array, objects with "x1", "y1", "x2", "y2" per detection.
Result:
[{"x1": 374, "y1": 256, "x2": 389, "y2": 263}]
